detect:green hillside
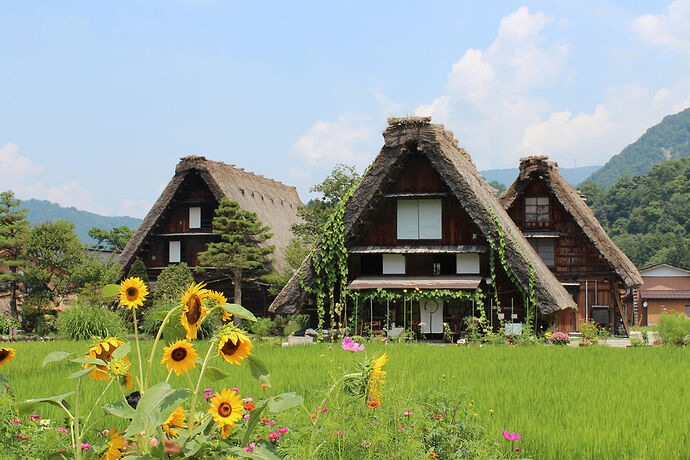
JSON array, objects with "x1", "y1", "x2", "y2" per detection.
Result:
[
  {"x1": 586, "y1": 107, "x2": 690, "y2": 189},
  {"x1": 481, "y1": 165, "x2": 600, "y2": 189},
  {"x1": 580, "y1": 157, "x2": 690, "y2": 270},
  {"x1": 23, "y1": 199, "x2": 141, "y2": 246}
]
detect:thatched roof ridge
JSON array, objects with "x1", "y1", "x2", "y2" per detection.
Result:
[
  {"x1": 499, "y1": 156, "x2": 642, "y2": 288},
  {"x1": 270, "y1": 118, "x2": 576, "y2": 315},
  {"x1": 117, "y1": 156, "x2": 302, "y2": 273}
]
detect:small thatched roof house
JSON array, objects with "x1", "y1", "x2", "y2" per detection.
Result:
[
  {"x1": 499, "y1": 156, "x2": 641, "y2": 332},
  {"x1": 117, "y1": 156, "x2": 302, "y2": 304},
  {"x1": 270, "y1": 118, "x2": 575, "y2": 328}
]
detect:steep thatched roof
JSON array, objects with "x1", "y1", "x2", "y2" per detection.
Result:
[
  {"x1": 270, "y1": 117, "x2": 576, "y2": 315},
  {"x1": 117, "y1": 156, "x2": 302, "y2": 273},
  {"x1": 500, "y1": 156, "x2": 642, "y2": 288}
]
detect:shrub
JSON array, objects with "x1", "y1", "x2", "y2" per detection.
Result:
[
  {"x1": 657, "y1": 309, "x2": 690, "y2": 346},
  {"x1": 55, "y1": 303, "x2": 127, "y2": 340},
  {"x1": 283, "y1": 321, "x2": 301, "y2": 336},
  {"x1": 551, "y1": 332, "x2": 570, "y2": 345},
  {"x1": 249, "y1": 317, "x2": 279, "y2": 337},
  {"x1": 20, "y1": 293, "x2": 57, "y2": 335},
  {"x1": 289, "y1": 313, "x2": 311, "y2": 330},
  {"x1": 154, "y1": 263, "x2": 194, "y2": 302},
  {"x1": 141, "y1": 298, "x2": 220, "y2": 340}
]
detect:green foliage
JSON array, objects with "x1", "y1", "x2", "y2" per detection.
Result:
[
  {"x1": 488, "y1": 180, "x2": 506, "y2": 196},
  {"x1": 249, "y1": 317, "x2": 280, "y2": 337},
  {"x1": 88, "y1": 225, "x2": 133, "y2": 251},
  {"x1": 127, "y1": 257, "x2": 149, "y2": 284},
  {"x1": 657, "y1": 310, "x2": 689, "y2": 346},
  {"x1": 291, "y1": 164, "x2": 362, "y2": 245},
  {"x1": 197, "y1": 198, "x2": 274, "y2": 304},
  {"x1": 24, "y1": 220, "x2": 84, "y2": 300},
  {"x1": 586, "y1": 107, "x2": 690, "y2": 189},
  {"x1": 582, "y1": 157, "x2": 690, "y2": 269},
  {"x1": 264, "y1": 238, "x2": 310, "y2": 297},
  {"x1": 55, "y1": 302, "x2": 127, "y2": 340},
  {"x1": 153, "y1": 262, "x2": 194, "y2": 302},
  {"x1": 0, "y1": 190, "x2": 30, "y2": 319},
  {"x1": 20, "y1": 292, "x2": 57, "y2": 334}
]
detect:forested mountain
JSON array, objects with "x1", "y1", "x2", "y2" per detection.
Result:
[
  {"x1": 22, "y1": 199, "x2": 141, "y2": 245},
  {"x1": 481, "y1": 165, "x2": 600, "y2": 190},
  {"x1": 586, "y1": 107, "x2": 690, "y2": 189},
  {"x1": 579, "y1": 158, "x2": 690, "y2": 270}
]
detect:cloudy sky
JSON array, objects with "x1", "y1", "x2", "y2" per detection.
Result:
[{"x1": 1, "y1": 1, "x2": 689, "y2": 217}]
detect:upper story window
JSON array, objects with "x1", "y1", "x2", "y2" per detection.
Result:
[
  {"x1": 169, "y1": 240, "x2": 181, "y2": 263},
  {"x1": 397, "y1": 199, "x2": 442, "y2": 240},
  {"x1": 382, "y1": 254, "x2": 405, "y2": 274},
  {"x1": 189, "y1": 207, "x2": 201, "y2": 229},
  {"x1": 525, "y1": 197, "x2": 549, "y2": 226},
  {"x1": 528, "y1": 239, "x2": 555, "y2": 267}
]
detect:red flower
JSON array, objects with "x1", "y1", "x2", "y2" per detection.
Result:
[{"x1": 244, "y1": 403, "x2": 255, "y2": 411}]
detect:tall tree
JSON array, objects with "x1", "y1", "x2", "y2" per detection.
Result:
[
  {"x1": 291, "y1": 164, "x2": 361, "y2": 245},
  {"x1": 197, "y1": 198, "x2": 274, "y2": 306},
  {"x1": 88, "y1": 225, "x2": 134, "y2": 251},
  {"x1": 24, "y1": 220, "x2": 83, "y2": 302},
  {"x1": 0, "y1": 191, "x2": 30, "y2": 319}
]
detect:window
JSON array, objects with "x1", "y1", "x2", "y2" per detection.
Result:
[
  {"x1": 528, "y1": 239, "x2": 555, "y2": 266},
  {"x1": 685, "y1": 305, "x2": 690, "y2": 315},
  {"x1": 169, "y1": 241, "x2": 181, "y2": 263},
  {"x1": 189, "y1": 207, "x2": 201, "y2": 229},
  {"x1": 396, "y1": 199, "x2": 442, "y2": 240},
  {"x1": 382, "y1": 254, "x2": 405, "y2": 274},
  {"x1": 525, "y1": 197, "x2": 549, "y2": 225},
  {"x1": 456, "y1": 253, "x2": 480, "y2": 274}
]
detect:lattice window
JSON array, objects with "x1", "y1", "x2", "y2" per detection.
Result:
[{"x1": 525, "y1": 197, "x2": 549, "y2": 226}]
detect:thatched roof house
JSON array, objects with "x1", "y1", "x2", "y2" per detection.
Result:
[
  {"x1": 270, "y1": 117, "x2": 576, "y2": 317},
  {"x1": 117, "y1": 156, "x2": 303, "y2": 278},
  {"x1": 500, "y1": 156, "x2": 641, "y2": 288}
]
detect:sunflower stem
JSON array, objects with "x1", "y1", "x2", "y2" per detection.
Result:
[
  {"x1": 74, "y1": 377, "x2": 82, "y2": 460},
  {"x1": 82, "y1": 379, "x2": 113, "y2": 435},
  {"x1": 165, "y1": 369, "x2": 173, "y2": 383},
  {"x1": 132, "y1": 308, "x2": 145, "y2": 393},
  {"x1": 145, "y1": 305, "x2": 181, "y2": 389},
  {"x1": 188, "y1": 341, "x2": 215, "y2": 429}
]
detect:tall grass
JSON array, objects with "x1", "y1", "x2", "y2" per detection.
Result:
[{"x1": 2, "y1": 340, "x2": 687, "y2": 459}]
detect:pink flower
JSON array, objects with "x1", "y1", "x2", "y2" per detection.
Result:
[
  {"x1": 16, "y1": 435, "x2": 30, "y2": 440},
  {"x1": 242, "y1": 446, "x2": 253, "y2": 453},
  {"x1": 515, "y1": 447, "x2": 521, "y2": 452},
  {"x1": 333, "y1": 430, "x2": 343, "y2": 436},
  {"x1": 203, "y1": 389, "x2": 214, "y2": 394},
  {"x1": 321, "y1": 407, "x2": 328, "y2": 413},
  {"x1": 57, "y1": 427, "x2": 68, "y2": 434},
  {"x1": 242, "y1": 397, "x2": 254, "y2": 403},
  {"x1": 9, "y1": 419, "x2": 21, "y2": 424},
  {"x1": 80, "y1": 443, "x2": 91, "y2": 450},
  {"x1": 29, "y1": 415, "x2": 40, "y2": 421},
  {"x1": 278, "y1": 427, "x2": 289, "y2": 434},
  {"x1": 503, "y1": 430, "x2": 522, "y2": 441},
  {"x1": 243, "y1": 414, "x2": 251, "y2": 420},
  {"x1": 361, "y1": 440, "x2": 372, "y2": 448},
  {"x1": 340, "y1": 337, "x2": 365, "y2": 352},
  {"x1": 230, "y1": 388, "x2": 239, "y2": 393},
  {"x1": 403, "y1": 411, "x2": 413, "y2": 416},
  {"x1": 149, "y1": 438, "x2": 159, "y2": 447},
  {"x1": 382, "y1": 338, "x2": 388, "y2": 343},
  {"x1": 269, "y1": 432, "x2": 280, "y2": 440},
  {"x1": 265, "y1": 421, "x2": 277, "y2": 426}
]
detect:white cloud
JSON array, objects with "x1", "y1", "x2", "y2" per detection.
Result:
[
  {"x1": 119, "y1": 199, "x2": 152, "y2": 218},
  {"x1": 0, "y1": 142, "x2": 41, "y2": 183},
  {"x1": 632, "y1": 0, "x2": 690, "y2": 51}
]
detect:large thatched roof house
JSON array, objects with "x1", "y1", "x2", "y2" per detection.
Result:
[
  {"x1": 500, "y1": 156, "x2": 642, "y2": 333},
  {"x1": 270, "y1": 117, "x2": 575, "y2": 337},
  {"x1": 117, "y1": 156, "x2": 302, "y2": 314}
]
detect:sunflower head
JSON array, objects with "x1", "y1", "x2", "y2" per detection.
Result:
[
  {"x1": 367, "y1": 353, "x2": 388, "y2": 408},
  {"x1": 161, "y1": 339, "x2": 200, "y2": 375},
  {"x1": 162, "y1": 406, "x2": 187, "y2": 438},
  {"x1": 119, "y1": 277, "x2": 149, "y2": 310},
  {"x1": 84, "y1": 338, "x2": 126, "y2": 382},
  {"x1": 180, "y1": 282, "x2": 210, "y2": 340},
  {"x1": 0, "y1": 347, "x2": 15, "y2": 367},
  {"x1": 208, "y1": 389, "x2": 244, "y2": 438},
  {"x1": 217, "y1": 327, "x2": 253, "y2": 366},
  {"x1": 107, "y1": 358, "x2": 131, "y2": 378},
  {"x1": 102, "y1": 428, "x2": 126, "y2": 460}
]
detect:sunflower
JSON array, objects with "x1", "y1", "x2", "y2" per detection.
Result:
[
  {"x1": 161, "y1": 339, "x2": 199, "y2": 375},
  {"x1": 208, "y1": 389, "x2": 244, "y2": 438},
  {"x1": 162, "y1": 406, "x2": 187, "y2": 438},
  {"x1": 119, "y1": 277, "x2": 149, "y2": 310},
  {"x1": 217, "y1": 327, "x2": 253, "y2": 366},
  {"x1": 207, "y1": 290, "x2": 233, "y2": 322},
  {"x1": 0, "y1": 347, "x2": 15, "y2": 367},
  {"x1": 180, "y1": 282, "x2": 210, "y2": 340},
  {"x1": 102, "y1": 428, "x2": 126, "y2": 460},
  {"x1": 367, "y1": 353, "x2": 388, "y2": 407},
  {"x1": 84, "y1": 338, "x2": 132, "y2": 385}
]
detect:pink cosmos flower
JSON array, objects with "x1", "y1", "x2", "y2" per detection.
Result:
[
  {"x1": 242, "y1": 446, "x2": 253, "y2": 453},
  {"x1": 278, "y1": 427, "x2": 289, "y2": 434},
  {"x1": 203, "y1": 389, "x2": 214, "y2": 394},
  {"x1": 57, "y1": 427, "x2": 68, "y2": 434},
  {"x1": 269, "y1": 432, "x2": 280, "y2": 440},
  {"x1": 340, "y1": 337, "x2": 365, "y2": 352},
  {"x1": 403, "y1": 411, "x2": 413, "y2": 416},
  {"x1": 80, "y1": 443, "x2": 91, "y2": 449},
  {"x1": 243, "y1": 414, "x2": 251, "y2": 420},
  {"x1": 29, "y1": 415, "x2": 40, "y2": 421},
  {"x1": 242, "y1": 397, "x2": 254, "y2": 403},
  {"x1": 503, "y1": 430, "x2": 522, "y2": 441}
]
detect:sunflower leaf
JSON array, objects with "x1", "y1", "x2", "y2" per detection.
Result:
[
  {"x1": 112, "y1": 342, "x2": 131, "y2": 360},
  {"x1": 179, "y1": 415, "x2": 212, "y2": 457},
  {"x1": 221, "y1": 303, "x2": 257, "y2": 322},
  {"x1": 103, "y1": 400, "x2": 137, "y2": 419},
  {"x1": 0, "y1": 374, "x2": 8, "y2": 396},
  {"x1": 42, "y1": 351, "x2": 73, "y2": 368},
  {"x1": 66, "y1": 368, "x2": 95, "y2": 379},
  {"x1": 102, "y1": 284, "x2": 121, "y2": 298},
  {"x1": 15, "y1": 392, "x2": 75, "y2": 414},
  {"x1": 241, "y1": 400, "x2": 268, "y2": 446},
  {"x1": 125, "y1": 382, "x2": 190, "y2": 437},
  {"x1": 266, "y1": 392, "x2": 304, "y2": 413},
  {"x1": 246, "y1": 356, "x2": 271, "y2": 387},
  {"x1": 205, "y1": 366, "x2": 229, "y2": 382},
  {"x1": 152, "y1": 311, "x2": 169, "y2": 321},
  {"x1": 70, "y1": 357, "x2": 106, "y2": 366}
]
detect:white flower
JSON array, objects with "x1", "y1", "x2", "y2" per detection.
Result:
[{"x1": 40, "y1": 419, "x2": 51, "y2": 427}]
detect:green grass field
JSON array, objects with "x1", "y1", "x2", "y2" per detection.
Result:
[{"x1": 2, "y1": 340, "x2": 688, "y2": 459}]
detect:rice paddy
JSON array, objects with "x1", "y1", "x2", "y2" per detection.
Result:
[{"x1": 2, "y1": 340, "x2": 688, "y2": 459}]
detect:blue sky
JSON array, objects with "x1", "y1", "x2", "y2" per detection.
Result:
[{"x1": 1, "y1": 1, "x2": 689, "y2": 217}]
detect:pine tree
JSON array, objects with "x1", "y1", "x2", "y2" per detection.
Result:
[
  {"x1": 197, "y1": 198, "x2": 274, "y2": 306},
  {"x1": 0, "y1": 191, "x2": 30, "y2": 319},
  {"x1": 127, "y1": 257, "x2": 149, "y2": 284}
]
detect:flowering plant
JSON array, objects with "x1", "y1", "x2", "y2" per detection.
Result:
[{"x1": 550, "y1": 332, "x2": 570, "y2": 345}]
